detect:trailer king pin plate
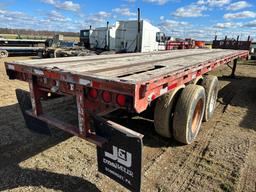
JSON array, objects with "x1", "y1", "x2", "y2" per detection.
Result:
[{"x1": 93, "y1": 116, "x2": 143, "y2": 192}]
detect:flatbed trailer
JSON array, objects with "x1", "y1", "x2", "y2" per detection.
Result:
[
  {"x1": 0, "y1": 38, "x2": 46, "y2": 46},
  {"x1": 5, "y1": 49, "x2": 249, "y2": 191},
  {"x1": 0, "y1": 46, "x2": 45, "y2": 57}
]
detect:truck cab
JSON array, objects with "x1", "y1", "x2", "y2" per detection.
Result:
[
  {"x1": 114, "y1": 20, "x2": 165, "y2": 52},
  {"x1": 80, "y1": 29, "x2": 93, "y2": 48},
  {"x1": 156, "y1": 32, "x2": 166, "y2": 51},
  {"x1": 250, "y1": 44, "x2": 256, "y2": 60},
  {"x1": 87, "y1": 20, "x2": 167, "y2": 53}
]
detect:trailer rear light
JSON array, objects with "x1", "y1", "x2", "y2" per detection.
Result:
[
  {"x1": 102, "y1": 91, "x2": 112, "y2": 103},
  {"x1": 116, "y1": 94, "x2": 126, "y2": 106},
  {"x1": 88, "y1": 88, "x2": 98, "y2": 99}
]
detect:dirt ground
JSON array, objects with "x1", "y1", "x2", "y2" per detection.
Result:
[{"x1": 0, "y1": 56, "x2": 256, "y2": 192}]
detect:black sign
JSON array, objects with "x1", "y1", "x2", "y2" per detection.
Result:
[{"x1": 93, "y1": 116, "x2": 143, "y2": 192}]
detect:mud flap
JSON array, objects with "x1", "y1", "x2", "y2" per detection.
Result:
[
  {"x1": 15, "y1": 89, "x2": 51, "y2": 135},
  {"x1": 93, "y1": 116, "x2": 143, "y2": 192}
]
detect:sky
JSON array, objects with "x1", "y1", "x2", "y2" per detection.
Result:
[{"x1": 0, "y1": 0, "x2": 256, "y2": 40}]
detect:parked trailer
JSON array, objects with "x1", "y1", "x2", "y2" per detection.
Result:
[
  {"x1": 0, "y1": 38, "x2": 46, "y2": 57},
  {"x1": 0, "y1": 38, "x2": 46, "y2": 47},
  {"x1": 5, "y1": 49, "x2": 248, "y2": 191},
  {"x1": 0, "y1": 46, "x2": 45, "y2": 58},
  {"x1": 212, "y1": 35, "x2": 251, "y2": 50}
]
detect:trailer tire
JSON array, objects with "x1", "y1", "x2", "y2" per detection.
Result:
[
  {"x1": 154, "y1": 86, "x2": 184, "y2": 138},
  {"x1": 37, "y1": 50, "x2": 45, "y2": 58},
  {"x1": 0, "y1": 50, "x2": 8, "y2": 58},
  {"x1": 15, "y1": 89, "x2": 51, "y2": 135},
  {"x1": 201, "y1": 75, "x2": 219, "y2": 122},
  {"x1": 191, "y1": 76, "x2": 203, "y2": 85},
  {"x1": 38, "y1": 51, "x2": 43, "y2": 58},
  {"x1": 49, "y1": 52, "x2": 55, "y2": 58},
  {"x1": 173, "y1": 85, "x2": 205, "y2": 144}
]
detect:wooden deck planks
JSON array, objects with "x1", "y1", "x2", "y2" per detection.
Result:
[
  {"x1": 12, "y1": 49, "x2": 215, "y2": 68},
  {"x1": 9, "y1": 49, "x2": 243, "y2": 83},
  {"x1": 12, "y1": 49, "x2": 223, "y2": 72},
  {"x1": 120, "y1": 51, "x2": 238, "y2": 81}
]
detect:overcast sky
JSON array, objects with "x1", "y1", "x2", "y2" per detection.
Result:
[{"x1": 0, "y1": 0, "x2": 256, "y2": 40}]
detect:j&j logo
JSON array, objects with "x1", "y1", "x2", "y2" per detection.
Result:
[{"x1": 104, "y1": 146, "x2": 132, "y2": 168}]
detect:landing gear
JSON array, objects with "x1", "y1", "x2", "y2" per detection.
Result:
[{"x1": 230, "y1": 59, "x2": 238, "y2": 78}]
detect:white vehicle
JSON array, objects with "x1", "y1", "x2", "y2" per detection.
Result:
[
  {"x1": 89, "y1": 24, "x2": 117, "y2": 50},
  {"x1": 88, "y1": 20, "x2": 166, "y2": 53}
]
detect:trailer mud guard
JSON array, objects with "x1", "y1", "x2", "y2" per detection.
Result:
[{"x1": 93, "y1": 116, "x2": 143, "y2": 192}]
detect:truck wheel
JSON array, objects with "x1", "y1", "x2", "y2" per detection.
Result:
[
  {"x1": 201, "y1": 75, "x2": 219, "y2": 122},
  {"x1": 173, "y1": 85, "x2": 205, "y2": 144},
  {"x1": 54, "y1": 49, "x2": 62, "y2": 58},
  {"x1": 0, "y1": 50, "x2": 8, "y2": 58},
  {"x1": 154, "y1": 86, "x2": 184, "y2": 138},
  {"x1": 15, "y1": 89, "x2": 51, "y2": 135}
]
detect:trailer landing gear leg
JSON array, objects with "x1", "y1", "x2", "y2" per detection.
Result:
[{"x1": 230, "y1": 59, "x2": 238, "y2": 78}]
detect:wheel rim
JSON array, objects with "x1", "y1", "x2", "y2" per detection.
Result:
[
  {"x1": 191, "y1": 99, "x2": 204, "y2": 133},
  {"x1": 1, "y1": 51, "x2": 6, "y2": 57}
]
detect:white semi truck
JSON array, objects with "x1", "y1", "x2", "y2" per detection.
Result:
[{"x1": 82, "y1": 20, "x2": 166, "y2": 53}]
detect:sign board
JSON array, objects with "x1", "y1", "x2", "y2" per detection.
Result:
[{"x1": 93, "y1": 116, "x2": 143, "y2": 192}]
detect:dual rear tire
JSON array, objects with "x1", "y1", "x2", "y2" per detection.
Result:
[
  {"x1": 154, "y1": 86, "x2": 184, "y2": 138},
  {"x1": 173, "y1": 85, "x2": 205, "y2": 144},
  {"x1": 154, "y1": 75, "x2": 218, "y2": 144},
  {"x1": 201, "y1": 75, "x2": 219, "y2": 122}
]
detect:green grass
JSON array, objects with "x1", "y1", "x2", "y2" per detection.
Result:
[{"x1": 220, "y1": 182, "x2": 233, "y2": 192}]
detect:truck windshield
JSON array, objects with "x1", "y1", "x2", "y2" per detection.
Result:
[
  {"x1": 156, "y1": 32, "x2": 165, "y2": 43},
  {"x1": 81, "y1": 31, "x2": 89, "y2": 37}
]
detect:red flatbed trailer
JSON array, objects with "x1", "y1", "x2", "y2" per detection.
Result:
[{"x1": 5, "y1": 49, "x2": 249, "y2": 191}]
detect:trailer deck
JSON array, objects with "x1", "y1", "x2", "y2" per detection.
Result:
[
  {"x1": 5, "y1": 49, "x2": 245, "y2": 81},
  {"x1": 6, "y1": 49, "x2": 248, "y2": 112}
]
